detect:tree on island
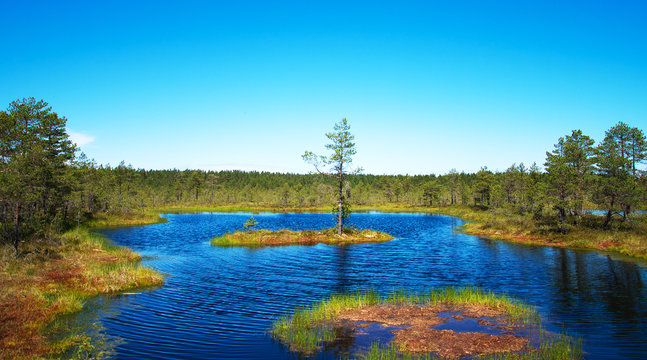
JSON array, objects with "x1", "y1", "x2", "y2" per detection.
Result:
[
  {"x1": 243, "y1": 216, "x2": 259, "y2": 231},
  {"x1": 303, "y1": 118, "x2": 359, "y2": 236}
]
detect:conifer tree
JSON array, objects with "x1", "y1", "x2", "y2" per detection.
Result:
[
  {"x1": 595, "y1": 122, "x2": 645, "y2": 226},
  {"x1": 545, "y1": 130, "x2": 595, "y2": 230},
  {"x1": 0, "y1": 98, "x2": 75, "y2": 254},
  {"x1": 303, "y1": 118, "x2": 358, "y2": 235}
]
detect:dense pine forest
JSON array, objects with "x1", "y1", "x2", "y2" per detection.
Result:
[{"x1": 1, "y1": 98, "x2": 646, "y2": 255}]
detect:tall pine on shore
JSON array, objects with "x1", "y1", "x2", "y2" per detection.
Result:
[{"x1": 0, "y1": 98, "x2": 75, "y2": 255}]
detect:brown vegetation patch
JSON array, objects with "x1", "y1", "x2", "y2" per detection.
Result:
[
  {"x1": 393, "y1": 327, "x2": 528, "y2": 359},
  {"x1": 464, "y1": 225, "x2": 568, "y2": 248},
  {"x1": 0, "y1": 292, "x2": 50, "y2": 359},
  {"x1": 0, "y1": 229, "x2": 164, "y2": 359},
  {"x1": 338, "y1": 304, "x2": 449, "y2": 328},
  {"x1": 334, "y1": 303, "x2": 529, "y2": 359}
]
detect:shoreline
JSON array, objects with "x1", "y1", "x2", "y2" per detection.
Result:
[
  {"x1": 153, "y1": 204, "x2": 647, "y2": 261},
  {"x1": 0, "y1": 214, "x2": 165, "y2": 360}
]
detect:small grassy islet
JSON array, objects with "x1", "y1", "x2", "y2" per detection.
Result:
[
  {"x1": 271, "y1": 287, "x2": 582, "y2": 360},
  {"x1": 211, "y1": 227, "x2": 393, "y2": 247}
]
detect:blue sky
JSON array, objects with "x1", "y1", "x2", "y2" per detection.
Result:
[{"x1": 1, "y1": 1, "x2": 646, "y2": 175}]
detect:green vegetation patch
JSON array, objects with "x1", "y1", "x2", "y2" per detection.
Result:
[
  {"x1": 271, "y1": 287, "x2": 581, "y2": 360},
  {"x1": 211, "y1": 227, "x2": 393, "y2": 247}
]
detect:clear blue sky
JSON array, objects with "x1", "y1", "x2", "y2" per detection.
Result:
[{"x1": 1, "y1": 1, "x2": 646, "y2": 175}]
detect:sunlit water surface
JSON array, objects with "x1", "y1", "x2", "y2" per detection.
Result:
[{"x1": 88, "y1": 212, "x2": 646, "y2": 359}]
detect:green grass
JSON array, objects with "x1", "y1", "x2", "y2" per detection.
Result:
[
  {"x1": 485, "y1": 332, "x2": 583, "y2": 360},
  {"x1": 354, "y1": 343, "x2": 436, "y2": 360},
  {"x1": 271, "y1": 287, "x2": 545, "y2": 356},
  {"x1": 211, "y1": 227, "x2": 393, "y2": 247}
]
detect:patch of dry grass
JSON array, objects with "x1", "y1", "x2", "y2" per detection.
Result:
[{"x1": 0, "y1": 227, "x2": 164, "y2": 359}]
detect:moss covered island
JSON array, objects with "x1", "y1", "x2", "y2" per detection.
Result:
[
  {"x1": 271, "y1": 287, "x2": 582, "y2": 360},
  {"x1": 211, "y1": 227, "x2": 393, "y2": 247}
]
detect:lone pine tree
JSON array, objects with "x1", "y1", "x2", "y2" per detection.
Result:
[{"x1": 303, "y1": 118, "x2": 358, "y2": 236}]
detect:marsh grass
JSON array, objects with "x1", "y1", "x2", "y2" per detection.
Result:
[
  {"x1": 354, "y1": 343, "x2": 436, "y2": 360},
  {"x1": 84, "y1": 211, "x2": 167, "y2": 229},
  {"x1": 0, "y1": 224, "x2": 164, "y2": 359},
  {"x1": 271, "y1": 287, "x2": 546, "y2": 356},
  {"x1": 485, "y1": 331, "x2": 583, "y2": 360},
  {"x1": 211, "y1": 227, "x2": 393, "y2": 247}
]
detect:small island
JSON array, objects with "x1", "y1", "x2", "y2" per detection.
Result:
[
  {"x1": 271, "y1": 287, "x2": 582, "y2": 359},
  {"x1": 211, "y1": 227, "x2": 393, "y2": 247}
]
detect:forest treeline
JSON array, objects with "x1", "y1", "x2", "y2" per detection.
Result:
[{"x1": 1, "y1": 98, "x2": 646, "y2": 254}]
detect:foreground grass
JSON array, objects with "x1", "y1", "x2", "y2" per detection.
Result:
[
  {"x1": 270, "y1": 287, "x2": 578, "y2": 359},
  {"x1": 212, "y1": 227, "x2": 393, "y2": 247},
  {"x1": 354, "y1": 337, "x2": 582, "y2": 360},
  {"x1": 0, "y1": 221, "x2": 164, "y2": 359}
]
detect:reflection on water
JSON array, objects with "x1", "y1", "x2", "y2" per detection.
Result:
[{"x1": 79, "y1": 212, "x2": 647, "y2": 359}]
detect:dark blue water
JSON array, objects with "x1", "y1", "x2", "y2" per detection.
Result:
[{"x1": 92, "y1": 212, "x2": 647, "y2": 359}]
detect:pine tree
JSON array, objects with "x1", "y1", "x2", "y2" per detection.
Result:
[
  {"x1": 545, "y1": 130, "x2": 595, "y2": 231},
  {"x1": 0, "y1": 98, "x2": 76, "y2": 254},
  {"x1": 303, "y1": 118, "x2": 359, "y2": 235},
  {"x1": 595, "y1": 122, "x2": 645, "y2": 226}
]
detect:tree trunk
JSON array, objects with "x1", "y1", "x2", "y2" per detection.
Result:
[
  {"x1": 559, "y1": 208, "x2": 566, "y2": 234},
  {"x1": 338, "y1": 172, "x2": 343, "y2": 236},
  {"x1": 12, "y1": 203, "x2": 20, "y2": 256},
  {"x1": 603, "y1": 209, "x2": 613, "y2": 229},
  {"x1": 624, "y1": 205, "x2": 630, "y2": 221}
]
